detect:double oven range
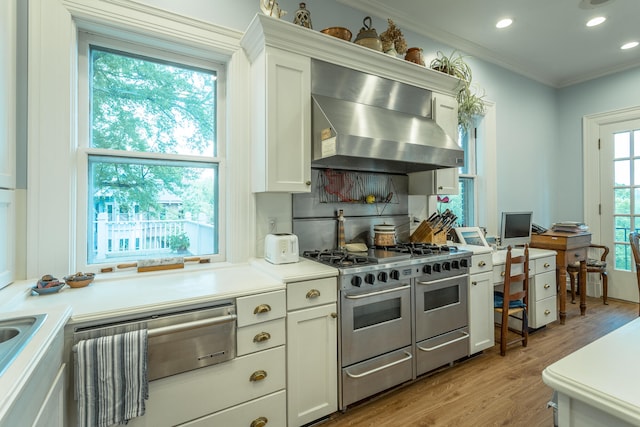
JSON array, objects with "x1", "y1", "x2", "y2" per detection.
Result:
[{"x1": 303, "y1": 243, "x2": 472, "y2": 409}]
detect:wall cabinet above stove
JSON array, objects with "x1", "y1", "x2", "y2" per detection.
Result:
[{"x1": 241, "y1": 14, "x2": 465, "y2": 192}]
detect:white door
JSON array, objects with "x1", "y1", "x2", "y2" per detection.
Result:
[{"x1": 599, "y1": 119, "x2": 640, "y2": 302}]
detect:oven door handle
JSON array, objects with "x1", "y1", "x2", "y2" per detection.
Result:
[
  {"x1": 416, "y1": 276, "x2": 464, "y2": 286},
  {"x1": 344, "y1": 351, "x2": 413, "y2": 379},
  {"x1": 344, "y1": 285, "x2": 410, "y2": 299},
  {"x1": 416, "y1": 330, "x2": 469, "y2": 352},
  {"x1": 148, "y1": 314, "x2": 237, "y2": 338}
]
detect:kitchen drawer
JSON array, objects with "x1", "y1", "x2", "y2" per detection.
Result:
[
  {"x1": 532, "y1": 270, "x2": 556, "y2": 302},
  {"x1": 535, "y1": 256, "x2": 556, "y2": 275},
  {"x1": 287, "y1": 277, "x2": 337, "y2": 311},
  {"x1": 492, "y1": 263, "x2": 526, "y2": 285},
  {"x1": 470, "y1": 253, "x2": 493, "y2": 275},
  {"x1": 237, "y1": 290, "x2": 286, "y2": 327},
  {"x1": 179, "y1": 390, "x2": 286, "y2": 427},
  {"x1": 127, "y1": 346, "x2": 286, "y2": 427},
  {"x1": 237, "y1": 318, "x2": 286, "y2": 356},
  {"x1": 531, "y1": 296, "x2": 557, "y2": 328}
]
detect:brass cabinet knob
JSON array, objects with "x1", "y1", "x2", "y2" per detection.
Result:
[
  {"x1": 472, "y1": 281, "x2": 477, "y2": 286},
  {"x1": 253, "y1": 332, "x2": 271, "y2": 343},
  {"x1": 254, "y1": 304, "x2": 272, "y2": 314},
  {"x1": 306, "y1": 289, "x2": 321, "y2": 299},
  {"x1": 330, "y1": 312, "x2": 338, "y2": 318},
  {"x1": 544, "y1": 309, "x2": 551, "y2": 315},
  {"x1": 544, "y1": 283, "x2": 551, "y2": 289},
  {"x1": 251, "y1": 416, "x2": 269, "y2": 427},
  {"x1": 250, "y1": 370, "x2": 268, "y2": 382},
  {"x1": 478, "y1": 261, "x2": 486, "y2": 267},
  {"x1": 305, "y1": 181, "x2": 311, "y2": 186},
  {"x1": 501, "y1": 271, "x2": 505, "y2": 277},
  {"x1": 544, "y1": 262, "x2": 550, "y2": 268}
]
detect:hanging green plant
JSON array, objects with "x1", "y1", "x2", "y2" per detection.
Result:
[
  {"x1": 430, "y1": 50, "x2": 485, "y2": 132},
  {"x1": 457, "y1": 86, "x2": 486, "y2": 134}
]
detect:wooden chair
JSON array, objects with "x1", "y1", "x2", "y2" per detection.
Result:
[
  {"x1": 628, "y1": 233, "x2": 640, "y2": 316},
  {"x1": 494, "y1": 245, "x2": 529, "y2": 356},
  {"x1": 567, "y1": 244, "x2": 609, "y2": 305}
]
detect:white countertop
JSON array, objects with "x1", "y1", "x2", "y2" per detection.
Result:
[
  {"x1": 542, "y1": 317, "x2": 640, "y2": 425},
  {"x1": 0, "y1": 305, "x2": 72, "y2": 422},
  {"x1": 0, "y1": 258, "x2": 336, "y2": 424}
]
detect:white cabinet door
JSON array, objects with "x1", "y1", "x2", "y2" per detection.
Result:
[
  {"x1": 0, "y1": 0, "x2": 16, "y2": 190},
  {"x1": 33, "y1": 364, "x2": 66, "y2": 427},
  {"x1": 287, "y1": 303, "x2": 337, "y2": 427},
  {"x1": 0, "y1": 189, "x2": 15, "y2": 288},
  {"x1": 469, "y1": 271, "x2": 494, "y2": 354},
  {"x1": 251, "y1": 47, "x2": 311, "y2": 193},
  {"x1": 408, "y1": 94, "x2": 460, "y2": 195}
]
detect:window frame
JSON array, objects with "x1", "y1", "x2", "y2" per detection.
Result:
[{"x1": 76, "y1": 31, "x2": 227, "y2": 272}]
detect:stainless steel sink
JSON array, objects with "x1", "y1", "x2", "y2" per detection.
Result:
[{"x1": 0, "y1": 314, "x2": 47, "y2": 376}]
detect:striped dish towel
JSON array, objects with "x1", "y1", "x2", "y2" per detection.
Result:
[{"x1": 75, "y1": 330, "x2": 149, "y2": 427}]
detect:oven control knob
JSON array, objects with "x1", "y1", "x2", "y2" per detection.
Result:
[
  {"x1": 433, "y1": 263, "x2": 441, "y2": 272},
  {"x1": 422, "y1": 264, "x2": 432, "y2": 274},
  {"x1": 377, "y1": 271, "x2": 388, "y2": 282},
  {"x1": 460, "y1": 258, "x2": 469, "y2": 268},
  {"x1": 365, "y1": 273, "x2": 375, "y2": 285},
  {"x1": 390, "y1": 270, "x2": 400, "y2": 280},
  {"x1": 351, "y1": 276, "x2": 362, "y2": 287},
  {"x1": 442, "y1": 262, "x2": 451, "y2": 271},
  {"x1": 452, "y1": 260, "x2": 460, "y2": 269}
]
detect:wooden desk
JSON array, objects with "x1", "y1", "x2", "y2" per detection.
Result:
[{"x1": 531, "y1": 230, "x2": 592, "y2": 324}]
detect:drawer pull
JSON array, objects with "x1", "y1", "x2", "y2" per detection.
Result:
[
  {"x1": 544, "y1": 262, "x2": 550, "y2": 268},
  {"x1": 253, "y1": 332, "x2": 271, "y2": 343},
  {"x1": 545, "y1": 309, "x2": 551, "y2": 315},
  {"x1": 331, "y1": 312, "x2": 338, "y2": 318},
  {"x1": 472, "y1": 281, "x2": 477, "y2": 286},
  {"x1": 306, "y1": 289, "x2": 321, "y2": 299},
  {"x1": 501, "y1": 271, "x2": 505, "y2": 277},
  {"x1": 574, "y1": 253, "x2": 581, "y2": 258},
  {"x1": 478, "y1": 261, "x2": 486, "y2": 267},
  {"x1": 254, "y1": 304, "x2": 272, "y2": 314},
  {"x1": 250, "y1": 370, "x2": 268, "y2": 382},
  {"x1": 544, "y1": 284, "x2": 551, "y2": 289},
  {"x1": 251, "y1": 416, "x2": 269, "y2": 427}
]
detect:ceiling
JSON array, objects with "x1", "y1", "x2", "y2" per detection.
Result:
[{"x1": 339, "y1": 0, "x2": 640, "y2": 88}]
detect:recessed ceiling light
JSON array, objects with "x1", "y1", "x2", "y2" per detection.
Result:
[
  {"x1": 621, "y1": 41, "x2": 639, "y2": 50},
  {"x1": 496, "y1": 18, "x2": 513, "y2": 29},
  {"x1": 586, "y1": 16, "x2": 606, "y2": 27}
]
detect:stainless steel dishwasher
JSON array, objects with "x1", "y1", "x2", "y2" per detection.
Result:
[{"x1": 73, "y1": 301, "x2": 236, "y2": 380}]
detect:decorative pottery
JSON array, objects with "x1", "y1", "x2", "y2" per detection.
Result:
[
  {"x1": 320, "y1": 27, "x2": 352, "y2": 42},
  {"x1": 404, "y1": 47, "x2": 425, "y2": 66},
  {"x1": 292, "y1": 2, "x2": 312, "y2": 29},
  {"x1": 353, "y1": 16, "x2": 383, "y2": 52}
]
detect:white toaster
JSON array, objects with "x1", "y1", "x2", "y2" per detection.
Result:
[{"x1": 265, "y1": 233, "x2": 299, "y2": 264}]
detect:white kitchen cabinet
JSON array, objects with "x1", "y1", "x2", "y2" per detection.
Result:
[
  {"x1": 128, "y1": 291, "x2": 287, "y2": 427},
  {"x1": 33, "y1": 364, "x2": 66, "y2": 427},
  {"x1": 286, "y1": 277, "x2": 337, "y2": 427},
  {"x1": 248, "y1": 45, "x2": 311, "y2": 193},
  {"x1": 408, "y1": 94, "x2": 460, "y2": 196},
  {"x1": 0, "y1": 190, "x2": 15, "y2": 288},
  {"x1": 468, "y1": 251, "x2": 494, "y2": 354},
  {"x1": 493, "y1": 248, "x2": 557, "y2": 329},
  {"x1": 0, "y1": 0, "x2": 16, "y2": 191}
]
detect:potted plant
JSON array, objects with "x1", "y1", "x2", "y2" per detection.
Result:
[
  {"x1": 457, "y1": 85, "x2": 486, "y2": 134},
  {"x1": 168, "y1": 230, "x2": 190, "y2": 253},
  {"x1": 429, "y1": 50, "x2": 485, "y2": 132},
  {"x1": 379, "y1": 19, "x2": 407, "y2": 56}
]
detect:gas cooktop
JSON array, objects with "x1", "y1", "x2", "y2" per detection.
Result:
[{"x1": 302, "y1": 243, "x2": 465, "y2": 269}]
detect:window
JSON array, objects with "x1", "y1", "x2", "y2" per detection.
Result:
[
  {"x1": 78, "y1": 33, "x2": 225, "y2": 267},
  {"x1": 437, "y1": 128, "x2": 478, "y2": 226}
]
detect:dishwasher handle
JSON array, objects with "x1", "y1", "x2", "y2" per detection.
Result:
[{"x1": 148, "y1": 314, "x2": 237, "y2": 338}]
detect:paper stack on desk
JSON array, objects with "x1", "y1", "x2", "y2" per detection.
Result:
[{"x1": 551, "y1": 221, "x2": 589, "y2": 233}]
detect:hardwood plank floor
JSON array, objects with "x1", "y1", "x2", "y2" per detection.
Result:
[{"x1": 319, "y1": 296, "x2": 639, "y2": 427}]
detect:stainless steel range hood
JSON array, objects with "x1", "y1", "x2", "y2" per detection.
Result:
[{"x1": 311, "y1": 60, "x2": 464, "y2": 174}]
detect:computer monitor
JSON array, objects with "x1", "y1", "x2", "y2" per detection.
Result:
[{"x1": 499, "y1": 211, "x2": 533, "y2": 248}]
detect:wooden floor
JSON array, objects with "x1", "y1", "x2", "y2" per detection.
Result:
[{"x1": 319, "y1": 295, "x2": 639, "y2": 427}]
